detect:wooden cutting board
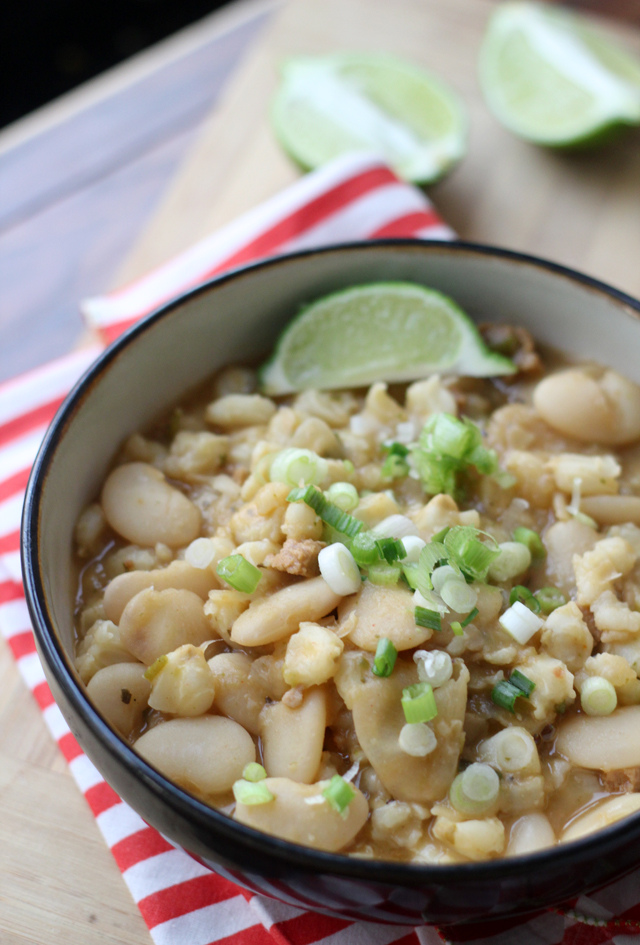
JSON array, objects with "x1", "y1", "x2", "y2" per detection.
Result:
[{"x1": 117, "y1": 0, "x2": 640, "y2": 297}]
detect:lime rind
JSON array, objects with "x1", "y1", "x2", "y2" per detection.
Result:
[
  {"x1": 259, "y1": 283, "x2": 515, "y2": 395},
  {"x1": 270, "y1": 53, "x2": 467, "y2": 184},
  {"x1": 479, "y1": 1, "x2": 640, "y2": 147}
]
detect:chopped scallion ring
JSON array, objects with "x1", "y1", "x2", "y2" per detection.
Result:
[
  {"x1": 509, "y1": 670, "x2": 536, "y2": 698},
  {"x1": 216, "y1": 554, "x2": 262, "y2": 594},
  {"x1": 367, "y1": 562, "x2": 401, "y2": 586},
  {"x1": 414, "y1": 649, "x2": 452, "y2": 688},
  {"x1": 375, "y1": 537, "x2": 407, "y2": 564},
  {"x1": 401, "y1": 682, "x2": 438, "y2": 724},
  {"x1": 534, "y1": 586, "x2": 566, "y2": 614},
  {"x1": 322, "y1": 775, "x2": 355, "y2": 817},
  {"x1": 372, "y1": 637, "x2": 398, "y2": 678},
  {"x1": 326, "y1": 481, "x2": 359, "y2": 512},
  {"x1": 499, "y1": 600, "x2": 544, "y2": 644},
  {"x1": 398, "y1": 722, "x2": 437, "y2": 757},
  {"x1": 287, "y1": 484, "x2": 363, "y2": 539},
  {"x1": 450, "y1": 763, "x2": 499, "y2": 815},
  {"x1": 242, "y1": 762, "x2": 267, "y2": 782},
  {"x1": 491, "y1": 680, "x2": 522, "y2": 713},
  {"x1": 415, "y1": 606, "x2": 442, "y2": 632},
  {"x1": 351, "y1": 531, "x2": 379, "y2": 567},
  {"x1": 233, "y1": 779, "x2": 274, "y2": 806},
  {"x1": 581, "y1": 676, "x2": 617, "y2": 716},
  {"x1": 444, "y1": 526, "x2": 501, "y2": 583},
  {"x1": 487, "y1": 541, "x2": 532, "y2": 583},
  {"x1": 512, "y1": 527, "x2": 546, "y2": 562},
  {"x1": 509, "y1": 585, "x2": 541, "y2": 614},
  {"x1": 450, "y1": 606, "x2": 479, "y2": 636},
  {"x1": 318, "y1": 543, "x2": 361, "y2": 596},
  {"x1": 399, "y1": 535, "x2": 426, "y2": 564},
  {"x1": 270, "y1": 447, "x2": 328, "y2": 487}
]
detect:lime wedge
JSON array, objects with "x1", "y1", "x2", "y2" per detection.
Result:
[
  {"x1": 259, "y1": 283, "x2": 515, "y2": 395},
  {"x1": 479, "y1": 2, "x2": 640, "y2": 147},
  {"x1": 270, "y1": 53, "x2": 467, "y2": 183}
]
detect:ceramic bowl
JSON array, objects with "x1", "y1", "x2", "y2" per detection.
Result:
[{"x1": 22, "y1": 241, "x2": 640, "y2": 927}]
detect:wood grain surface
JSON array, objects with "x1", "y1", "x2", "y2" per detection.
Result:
[
  {"x1": 2, "y1": 1, "x2": 640, "y2": 943},
  {"x1": 117, "y1": 0, "x2": 640, "y2": 299}
]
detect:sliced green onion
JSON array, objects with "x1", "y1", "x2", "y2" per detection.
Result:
[
  {"x1": 450, "y1": 763, "x2": 500, "y2": 815},
  {"x1": 372, "y1": 637, "x2": 398, "y2": 678},
  {"x1": 401, "y1": 682, "x2": 438, "y2": 724},
  {"x1": 144, "y1": 654, "x2": 168, "y2": 682},
  {"x1": 487, "y1": 728, "x2": 536, "y2": 773},
  {"x1": 270, "y1": 447, "x2": 328, "y2": 487},
  {"x1": 509, "y1": 670, "x2": 536, "y2": 698},
  {"x1": 326, "y1": 481, "x2": 359, "y2": 512},
  {"x1": 512, "y1": 527, "x2": 547, "y2": 563},
  {"x1": 398, "y1": 722, "x2": 437, "y2": 757},
  {"x1": 399, "y1": 535, "x2": 426, "y2": 564},
  {"x1": 499, "y1": 600, "x2": 544, "y2": 644},
  {"x1": 417, "y1": 541, "x2": 449, "y2": 578},
  {"x1": 414, "y1": 649, "x2": 452, "y2": 687},
  {"x1": 381, "y1": 453, "x2": 410, "y2": 479},
  {"x1": 534, "y1": 586, "x2": 567, "y2": 615},
  {"x1": 367, "y1": 562, "x2": 401, "y2": 586},
  {"x1": 322, "y1": 774, "x2": 355, "y2": 817},
  {"x1": 491, "y1": 679, "x2": 522, "y2": 713},
  {"x1": 375, "y1": 537, "x2": 407, "y2": 564},
  {"x1": 382, "y1": 441, "x2": 409, "y2": 458},
  {"x1": 509, "y1": 585, "x2": 541, "y2": 614},
  {"x1": 426, "y1": 413, "x2": 476, "y2": 460},
  {"x1": 287, "y1": 485, "x2": 363, "y2": 539},
  {"x1": 444, "y1": 526, "x2": 501, "y2": 583},
  {"x1": 450, "y1": 606, "x2": 479, "y2": 636},
  {"x1": 431, "y1": 526, "x2": 451, "y2": 543},
  {"x1": 242, "y1": 762, "x2": 267, "y2": 782},
  {"x1": 233, "y1": 778, "x2": 274, "y2": 805},
  {"x1": 581, "y1": 676, "x2": 617, "y2": 716},
  {"x1": 439, "y1": 578, "x2": 478, "y2": 614},
  {"x1": 318, "y1": 543, "x2": 361, "y2": 596},
  {"x1": 415, "y1": 606, "x2": 442, "y2": 632},
  {"x1": 487, "y1": 541, "x2": 532, "y2": 583},
  {"x1": 402, "y1": 563, "x2": 420, "y2": 590},
  {"x1": 217, "y1": 554, "x2": 262, "y2": 593},
  {"x1": 351, "y1": 532, "x2": 379, "y2": 567}
]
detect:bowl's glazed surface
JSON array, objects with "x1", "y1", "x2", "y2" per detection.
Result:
[{"x1": 22, "y1": 241, "x2": 640, "y2": 926}]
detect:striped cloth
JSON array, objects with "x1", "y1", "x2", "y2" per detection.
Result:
[{"x1": 2, "y1": 152, "x2": 640, "y2": 945}]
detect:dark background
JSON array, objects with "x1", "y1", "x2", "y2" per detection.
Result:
[{"x1": 1, "y1": 0, "x2": 231, "y2": 129}]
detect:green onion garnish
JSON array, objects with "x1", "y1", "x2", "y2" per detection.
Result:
[
  {"x1": 450, "y1": 606, "x2": 479, "y2": 636},
  {"x1": 415, "y1": 606, "x2": 442, "y2": 632},
  {"x1": 449, "y1": 764, "x2": 499, "y2": 815},
  {"x1": 367, "y1": 563, "x2": 401, "y2": 586},
  {"x1": 322, "y1": 775, "x2": 355, "y2": 817},
  {"x1": 444, "y1": 526, "x2": 500, "y2": 583},
  {"x1": 242, "y1": 762, "x2": 267, "y2": 782},
  {"x1": 381, "y1": 453, "x2": 410, "y2": 479},
  {"x1": 269, "y1": 447, "x2": 328, "y2": 488},
  {"x1": 509, "y1": 670, "x2": 536, "y2": 698},
  {"x1": 326, "y1": 481, "x2": 359, "y2": 512},
  {"x1": 509, "y1": 585, "x2": 541, "y2": 614},
  {"x1": 382, "y1": 442, "x2": 410, "y2": 458},
  {"x1": 375, "y1": 537, "x2": 407, "y2": 564},
  {"x1": 144, "y1": 654, "x2": 168, "y2": 682},
  {"x1": 233, "y1": 779, "x2": 274, "y2": 805},
  {"x1": 402, "y1": 563, "x2": 420, "y2": 590},
  {"x1": 217, "y1": 554, "x2": 262, "y2": 594},
  {"x1": 411, "y1": 413, "x2": 505, "y2": 499},
  {"x1": 372, "y1": 637, "x2": 398, "y2": 678},
  {"x1": 287, "y1": 485, "x2": 363, "y2": 539},
  {"x1": 512, "y1": 527, "x2": 547, "y2": 563},
  {"x1": 350, "y1": 531, "x2": 379, "y2": 567},
  {"x1": 534, "y1": 586, "x2": 566, "y2": 614},
  {"x1": 402, "y1": 682, "x2": 438, "y2": 724},
  {"x1": 581, "y1": 677, "x2": 617, "y2": 716},
  {"x1": 491, "y1": 680, "x2": 522, "y2": 713}
]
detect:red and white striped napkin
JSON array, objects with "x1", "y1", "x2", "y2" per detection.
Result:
[{"x1": 2, "y1": 152, "x2": 640, "y2": 945}]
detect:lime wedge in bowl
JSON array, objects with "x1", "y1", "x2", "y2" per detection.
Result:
[
  {"x1": 479, "y1": 1, "x2": 640, "y2": 147},
  {"x1": 259, "y1": 282, "x2": 515, "y2": 395},
  {"x1": 270, "y1": 53, "x2": 467, "y2": 184}
]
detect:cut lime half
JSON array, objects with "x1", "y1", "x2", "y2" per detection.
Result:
[
  {"x1": 479, "y1": 2, "x2": 640, "y2": 147},
  {"x1": 259, "y1": 283, "x2": 515, "y2": 395},
  {"x1": 270, "y1": 53, "x2": 467, "y2": 184}
]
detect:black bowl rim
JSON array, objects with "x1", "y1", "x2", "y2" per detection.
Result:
[{"x1": 21, "y1": 238, "x2": 640, "y2": 889}]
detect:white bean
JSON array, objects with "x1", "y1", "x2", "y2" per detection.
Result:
[
  {"x1": 556, "y1": 705, "x2": 640, "y2": 771},
  {"x1": 338, "y1": 582, "x2": 431, "y2": 652},
  {"x1": 208, "y1": 652, "x2": 266, "y2": 735},
  {"x1": 119, "y1": 587, "x2": 211, "y2": 664},
  {"x1": 260, "y1": 687, "x2": 326, "y2": 783},
  {"x1": 101, "y1": 462, "x2": 201, "y2": 547},
  {"x1": 542, "y1": 519, "x2": 597, "y2": 598},
  {"x1": 86, "y1": 662, "x2": 150, "y2": 736},
  {"x1": 104, "y1": 559, "x2": 218, "y2": 623},
  {"x1": 135, "y1": 716, "x2": 255, "y2": 795},
  {"x1": 507, "y1": 813, "x2": 556, "y2": 856},
  {"x1": 580, "y1": 495, "x2": 640, "y2": 527},
  {"x1": 233, "y1": 776, "x2": 368, "y2": 852},
  {"x1": 533, "y1": 369, "x2": 640, "y2": 446},
  {"x1": 231, "y1": 576, "x2": 341, "y2": 647},
  {"x1": 147, "y1": 644, "x2": 216, "y2": 716},
  {"x1": 561, "y1": 794, "x2": 640, "y2": 843}
]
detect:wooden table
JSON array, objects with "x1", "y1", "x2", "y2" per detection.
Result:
[{"x1": 1, "y1": 1, "x2": 640, "y2": 942}]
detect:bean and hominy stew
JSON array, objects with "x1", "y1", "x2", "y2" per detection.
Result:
[{"x1": 73, "y1": 323, "x2": 640, "y2": 863}]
